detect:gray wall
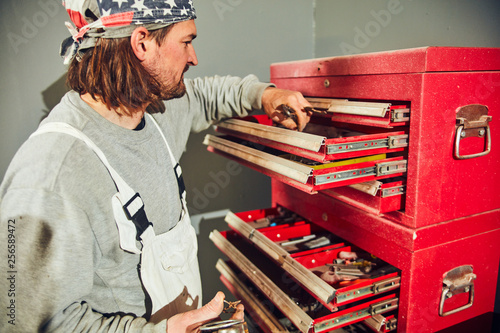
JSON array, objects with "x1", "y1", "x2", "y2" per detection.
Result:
[{"x1": 314, "y1": 0, "x2": 500, "y2": 57}]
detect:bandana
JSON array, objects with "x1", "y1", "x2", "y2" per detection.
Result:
[{"x1": 60, "y1": 0, "x2": 196, "y2": 64}]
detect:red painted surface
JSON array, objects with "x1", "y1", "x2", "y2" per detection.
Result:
[
  {"x1": 272, "y1": 180, "x2": 500, "y2": 332},
  {"x1": 271, "y1": 47, "x2": 500, "y2": 229},
  {"x1": 270, "y1": 47, "x2": 500, "y2": 78},
  {"x1": 268, "y1": 47, "x2": 500, "y2": 330},
  {"x1": 212, "y1": 48, "x2": 500, "y2": 332}
]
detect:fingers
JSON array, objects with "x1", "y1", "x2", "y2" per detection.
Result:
[
  {"x1": 202, "y1": 291, "x2": 225, "y2": 316},
  {"x1": 166, "y1": 292, "x2": 225, "y2": 333},
  {"x1": 283, "y1": 97, "x2": 311, "y2": 132},
  {"x1": 229, "y1": 303, "x2": 245, "y2": 321},
  {"x1": 261, "y1": 88, "x2": 312, "y2": 131}
]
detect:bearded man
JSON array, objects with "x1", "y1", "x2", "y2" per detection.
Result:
[{"x1": 0, "y1": 1, "x2": 310, "y2": 332}]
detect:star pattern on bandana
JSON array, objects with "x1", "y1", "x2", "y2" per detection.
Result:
[
  {"x1": 113, "y1": 0, "x2": 128, "y2": 8},
  {"x1": 96, "y1": 0, "x2": 196, "y2": 23},
  {"x1": 102, "y1": 8, "x2": 112, "y2": 16},
  {"x1": 62, "y1": 0, "x2": 196, "y2": 64},
  {"x1": 131, "y1": 0, "x2": 148, "y2": 12},
  {"x1": 165, "y1": 0, "x2": 177, "y2": 9}
]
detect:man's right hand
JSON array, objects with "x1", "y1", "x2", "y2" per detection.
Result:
[{"x1": 165, "y1": 291, "x2": 244, "y2": 332}]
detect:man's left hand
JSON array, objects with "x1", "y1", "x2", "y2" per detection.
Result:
[{"x1": 261, "y1": 87, "x2": 311, "y2": 131}]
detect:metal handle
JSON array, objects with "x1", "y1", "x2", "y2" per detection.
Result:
[
  {"x1": 454, "y1": 125, "x2": 491, "y2": 159},
  {"x1": 439, "y1": 284, "x2": 475, "y2": 316},
  {"x1": 454, "y1": 104, "x2": 492, "y2": 160},
  {"x1": 439, "y1": 265, "x2": 476, "y2": 317}
]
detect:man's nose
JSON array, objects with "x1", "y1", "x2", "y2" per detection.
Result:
[{"x1": 188, "y1": 45, "x2": 198, "y2": 66}]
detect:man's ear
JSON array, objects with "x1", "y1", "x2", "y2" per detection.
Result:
[{"x1": 130, "y1": 27, "x2": 153, "y2": 62}]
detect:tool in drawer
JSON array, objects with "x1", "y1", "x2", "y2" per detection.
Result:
[
  {"x1": 327, "y1": 258, "x2": 376, "y2": 276},
  {"x1": 278, "y1": 104, "x2": 328, "y2": 120},
  {"x1": 306, "y1": 97, "x2": 410, "y2": 121}
]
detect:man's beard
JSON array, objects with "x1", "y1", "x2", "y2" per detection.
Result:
[{"x1": 158, "y1": 65, "x2": 189, "y2": 100}]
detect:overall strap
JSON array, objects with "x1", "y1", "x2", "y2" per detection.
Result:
[{"x1": 146, "y1": 114, "x2": 187, "y2": 205}]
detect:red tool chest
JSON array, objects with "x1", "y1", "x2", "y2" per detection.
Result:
[{"x1": 205, "y1": 47, "x2": 500, "y2": 332}]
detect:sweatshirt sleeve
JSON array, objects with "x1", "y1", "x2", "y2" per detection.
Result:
[
  {"x1": 182, "y1": 74, "x2": 274, "y2": 133},
  {"x1": 0, "y1": 188, "x2": 165, "y2": 333}
]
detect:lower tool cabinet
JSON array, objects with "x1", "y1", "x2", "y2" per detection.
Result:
[{"x1": 210, "y1": 206, "x2": 400, "y2": 332}]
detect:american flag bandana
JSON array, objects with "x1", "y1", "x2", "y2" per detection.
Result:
[{"x1": 60, "y1": 0, "x2": 196, "y2": 64}]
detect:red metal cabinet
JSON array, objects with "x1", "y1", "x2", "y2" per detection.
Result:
[
  {"x1": 207, "y1": 47, "x2": 500, "y2": 332},
  {"x1": 268, "y1": 47, "x2": 500, "y2": 332},
  {"x1": 270, "y1": 46, "x2": 500, "y2": 229},
  {"x1": 273, "y1": 179, "x2": 499, "y2": 332}
]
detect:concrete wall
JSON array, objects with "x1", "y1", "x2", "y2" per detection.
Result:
[{"x1": 314, "y1": 0, "x2": 500, "y2": 57}]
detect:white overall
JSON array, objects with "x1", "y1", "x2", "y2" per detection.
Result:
[{"x1": 31, "y1": 114, "x2": 202, "y2": 317}]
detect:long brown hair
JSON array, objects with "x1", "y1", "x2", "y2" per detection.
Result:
[{"x1": 66, "y1": 26, "x2": 173, "y2": 116}]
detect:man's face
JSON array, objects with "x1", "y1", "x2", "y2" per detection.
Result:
[{"x1": 145, "y1": 20, "x2": 198, "y2": 100}]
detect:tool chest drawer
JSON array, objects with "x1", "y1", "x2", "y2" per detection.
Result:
[
  {"x1": 206, "y1": 96, "x2": 409, "y2": 208},
  {"x1": 216, "y1": 260, "x2": 399, "y2": 333},
  {"x1": 204, "y1": 131, "x2": 407, "y2": 195},
  {"x1": 209, "y1": 206, "x2": 400, "y2": 332},
  {"x1": 214, "y1": 113, "x2": 408, "y2": 163}
]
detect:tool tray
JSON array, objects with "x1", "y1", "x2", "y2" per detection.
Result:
[{"x1": 210, "y1": 206, "x2": 401, "y2": 332}]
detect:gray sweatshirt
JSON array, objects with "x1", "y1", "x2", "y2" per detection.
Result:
[{"x1": 0, "y1": 75, "x2": 271, "y2": 332}]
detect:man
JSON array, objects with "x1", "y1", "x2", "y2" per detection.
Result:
[{"x1": 0, "y1": 1, "x2": 310, "y2": 332}]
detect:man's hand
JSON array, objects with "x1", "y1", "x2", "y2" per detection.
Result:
[
  {"x1": 165, "y1": 292, "x2": 244, "y2": 332},
  {"x1": 261, "y1": 87, "x2": 311, "y2": 131}
]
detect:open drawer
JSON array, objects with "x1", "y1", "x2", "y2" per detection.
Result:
[
  {"x1": 216, "y1": 259, "x2": 398, "y2": 333},
  {"x1": 222, "y1": 207, "x2": 401, "y2": 309},
  {"x1": 215, "y1": 115, "x2": 408, "y2": 163},
  {"x1": 306, "y1": 98, "x2": 410, "y2": 128},
  {"x1": 216, "y1": 259, "x2": 291, "y2": 333},
  {"x1": 204, "y1": 134, "x2": 407, "y2": 194},
  {"x1": 210, "y1": 221, "x2": 400, "y2": 332}
]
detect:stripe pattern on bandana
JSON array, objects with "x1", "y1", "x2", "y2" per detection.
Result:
[{"x1": 60, "y1": 0, "x2": 196, "y2": 64}]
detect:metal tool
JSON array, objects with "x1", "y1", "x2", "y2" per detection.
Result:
[
  {"x1": 200, "y1": 319, "x2": 247, "y2": 333},
  {"x1": 327, "y1": 259, "x2": 376, "y2": 276},
  {"x1": 278, "y1": 104, "x2": 328, "y2": 120},
  {"x1": 223, "y1": 299, "x2": 242, "y2": 313}
]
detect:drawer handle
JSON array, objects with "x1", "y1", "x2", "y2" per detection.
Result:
[
  {"x1": 454, "y1": 104, "x2": 492, "y2": 160},
  {"x1": 439, "y1": 265, "x2": 476, "y2": 316},
  {"x1": 455, "y1": 125, "x2": 491, "y2": 159}
]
